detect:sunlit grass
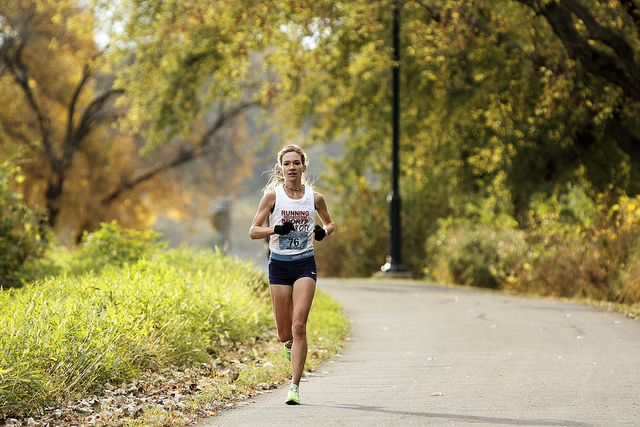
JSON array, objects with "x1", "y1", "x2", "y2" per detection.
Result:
[
  {"x1": 0, "y1": 247, "x2": 272, "y2": 418},
  {"x1": 0, "y1": 245, "x2": 351, "y2": 422}
]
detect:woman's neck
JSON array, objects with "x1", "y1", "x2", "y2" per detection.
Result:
[
  {"x1": 284, "y1": 182, "x2": 304, "y2": 191},
  {"x1": 283, "y1": 182, "x2": 304, "y2": 198}
]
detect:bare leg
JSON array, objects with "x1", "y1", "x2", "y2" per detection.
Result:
[
  {"x1": 289, "y1": 277, "x2": 316, "y2": 386},
  {"x1": 269, "y1": 278, "x2": 316, "y2": 387},
  {"x1": 270, "y1": 284, "x2": 294, "y2": 343}
]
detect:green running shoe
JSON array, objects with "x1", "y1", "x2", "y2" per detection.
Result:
[
  {"x1": 284, "y1": 338, "x2": 293, "y2": 361},
  {"x1": 286, "y1": 384, "x2": 300, "y2": 405}
]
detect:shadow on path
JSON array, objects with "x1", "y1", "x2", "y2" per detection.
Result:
[{"x1": 302, "y1": 403, "x2": 595, "y2": 426}]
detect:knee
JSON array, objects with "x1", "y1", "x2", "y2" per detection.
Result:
[
  {"x1": 292, "y1": 321, "x2": 307, "y2": 339},
  {"x1": 278, "y1": 330, "x2": 292, "y2": 343}
]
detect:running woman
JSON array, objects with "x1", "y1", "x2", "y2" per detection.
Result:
[{"x1": 249, "y1": 144, "x2": 335, "y2": 405}]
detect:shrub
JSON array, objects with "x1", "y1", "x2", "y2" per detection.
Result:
[
  {"x1": 513, "y1": 186, "x2": 606, "y2": 298},
  {"x1": 426, "y1": 184, "x2": 640, "y2": 308},
  {"x1": 426, "y1": 221, "x2": 526, "y2": 290},
  {"x1": 597, "y1": 194, "x2": 640, "y2": 304},
  {"x1": 0, "y1": 161, "x2": 49, "y2": 288},
  {"x1": 72, "y1": 221, "x2": 166, "y2": 273},
  {"x1": 514, "y1": 187, "x2": 640, "y2": 301}
]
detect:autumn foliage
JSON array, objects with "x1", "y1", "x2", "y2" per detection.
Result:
[{"x1": 2, "y1": 0, "x2": 640, "y2": 307}]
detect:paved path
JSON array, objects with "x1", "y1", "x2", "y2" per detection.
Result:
[{"x1": 200, "y1": 278, "x2": 639, "y2": 426}]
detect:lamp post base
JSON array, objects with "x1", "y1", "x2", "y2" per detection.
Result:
[{"x1": 376, "y1": 256, "x2": 412, "y2": 278}]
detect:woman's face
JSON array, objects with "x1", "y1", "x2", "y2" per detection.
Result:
[{"x1": 280, "y1": 151, "x2": 306, "y2": 182}]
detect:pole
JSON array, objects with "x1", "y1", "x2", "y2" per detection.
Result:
[{"x1": 380, "y1": 0, "x2": 408, "y2": 275}]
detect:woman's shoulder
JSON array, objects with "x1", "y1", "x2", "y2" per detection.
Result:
[
  {"x1": 261, "y1": 189, "x2": 277, "y2": 205},
  {"x1": 313, "y1": 191, "x2": 327, "y2": 205}
]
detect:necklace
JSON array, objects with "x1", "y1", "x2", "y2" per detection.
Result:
[{"x1": 284, "y1": 184, "x2": 304, "y2": 192}]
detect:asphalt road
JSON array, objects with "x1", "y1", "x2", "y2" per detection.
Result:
[{"x1": 199, "y1": 278, "x2": 639, "y2": 426}]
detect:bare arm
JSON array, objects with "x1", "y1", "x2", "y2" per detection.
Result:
[
  {"x1": 314, "y1": 192, "x2": 336, "y2": 236},
  {"x1": 249, "y1": 191, "x2": 277, "y2": 240}
]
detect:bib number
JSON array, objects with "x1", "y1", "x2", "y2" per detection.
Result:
[{"x1": 279, "y1": 231, "x2": 308, "y2": 251}]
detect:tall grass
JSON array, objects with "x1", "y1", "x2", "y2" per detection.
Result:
[{"x1": 0, "y1": 247, "x2": 272, "y2": 418}]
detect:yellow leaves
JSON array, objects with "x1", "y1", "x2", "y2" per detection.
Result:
[
  {"x1": 609, "y1": 196, "x2": 640, "y2": 233},
  {"x1": 51, "y1": 12, "x2": 64, "y2": 25},
  {"x1": 473, "y1": 72, "x2": 486, "y2": 83}
]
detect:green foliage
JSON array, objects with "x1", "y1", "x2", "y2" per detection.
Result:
[
  {"x1": 0, "y1": 161, "x2": 50, "y2": 288},
  {"x1": 522, "y1": 190, "x2": 640, "y2": 304},
  {"x1": 316, "y1": 172, "x2": 389, "y2": 277},
  {"x1": 427, "y1": 223, "x2": 526, "y2": 290},
  {"x1": 250, "y1": 0, "x2": 640, "y2": 284},
  {"x1": 72, "y1": 221, "x2": 166, "y2": 273},
  {"x1": 0, "y1": 246, "x2": 271, "y2": 418},
  {"x1": 425, "y1": 184, "x2": 640, "y2": 308},
  {"x1": 100, "y1": 0, "x2": 267, "y2": 147}
]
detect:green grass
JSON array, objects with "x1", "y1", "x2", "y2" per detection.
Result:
[
  {"x1": 0, "y1": 245, "x2": 351, "y2": 422},
  {"x1": 0, "y1": 247, "x2": 270, "y2": 417}
]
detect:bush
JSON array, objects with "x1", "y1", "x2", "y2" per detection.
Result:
[
  {"x1": 72, "y1": 221, "x2": 166, "y2": 273},
  {"x1": 426, "y1": 221, "x2": 526, "y2": 289},
  {"x1": 514, "y1": 185, "x2": 606, "y2": 298},
  {"x1": 425, "y1": 184, "x2": 640, "y2": 308},
  {"x1": 513, "y1": 187, "x2": 640, "y2": 302},
  {"x1": 0, "y1": 161, "x2": 49, "y2": 288}
]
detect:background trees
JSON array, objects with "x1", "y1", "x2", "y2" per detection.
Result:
[
  {"x1": 1, "y1": 0, "x2": 122, "y2": 235},
  {"x1": 0, "y1": 160, "x2": 48, "y2": 287},
  {"x1": 0, "y1": 0, "x2": 254, "y2": 243},
  {"x1": 255, "y1": 0, "x2": 640, "y2": 280},
  {"x1": 2, "y1": 0, "x2": 640, "y2": 301}
]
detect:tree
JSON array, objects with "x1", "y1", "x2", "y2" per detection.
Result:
[
  {"x1": 1, "y1": 0, "x2": 256, "y2": 241},
  {"x1": 0, "y1": 0, "x2": 123, "y2": 230},
  {"x1": 251, "y1": 0, "x2": 640, "y2": 273},
  {"x1": 97, "y1": 0, "x2": 274, "y2": 145},
  {"x1": 516, "y1": 1, "x2": 640, "y2": 152},
  {"x1": 82, "y1": 0, "x2": 640, "y2": 274}
]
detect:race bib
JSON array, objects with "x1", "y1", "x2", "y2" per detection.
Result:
[{"x1": 279, "y1": 231, "x2": 309, "y2": 251}]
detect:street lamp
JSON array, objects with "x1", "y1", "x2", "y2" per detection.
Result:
[{"x1": 379, "y1": 0, "x2": 409, "y2": 276}]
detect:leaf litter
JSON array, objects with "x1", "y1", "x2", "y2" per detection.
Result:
[{"x1": 1, "y1": 339, "x2": 284, "y2": 427}]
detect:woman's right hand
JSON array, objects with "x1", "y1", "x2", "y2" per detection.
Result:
[{"x1": 274, "y1": 221, "x2": 295, "y2": 235}]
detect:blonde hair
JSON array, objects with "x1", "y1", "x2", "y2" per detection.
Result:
[{"x1": 263, "y1": 144, "x2": 312, "y2": 194}]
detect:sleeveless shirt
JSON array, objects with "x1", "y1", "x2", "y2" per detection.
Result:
[{"x1": 269, "y1": 184, "x2": 315, "y2": 260}]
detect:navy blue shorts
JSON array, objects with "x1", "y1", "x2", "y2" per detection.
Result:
[{"x1": 268, "y1": 256, "x2": 317, "y2": 286}]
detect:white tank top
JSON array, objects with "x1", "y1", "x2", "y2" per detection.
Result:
[{"x1": 269, "y1": 184, "x2": 315, "y2": 260}]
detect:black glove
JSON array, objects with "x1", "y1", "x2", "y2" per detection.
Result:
[
  {"x1": 314, "y1": 224, "x2": 327, "y2": 241},
  {"x1": 274, "y1": 221, "x2": 295, "y2": 235}
]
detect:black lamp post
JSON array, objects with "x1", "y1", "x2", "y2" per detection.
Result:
[{"x1": 380, "y1": 0, "x2": 408, "y2": 275}]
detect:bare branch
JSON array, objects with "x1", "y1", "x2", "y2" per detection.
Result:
[
  {"x1": 100, "y1": 101, "x2": 255, "y2": 206},
  {"x1": 72, "y1": 88, "x2": 125, "y2": 145},
  {"x1": 516, "y1": 0, "x2": 640, "y2": 102},
  {"x1": 563, "y1": 0, "x2": 634, "y2": 60},
  {"x1": 414, "y1": 0, "x2": 442, "y2": 22},
  {"x1": 3, "y1": 34, "x2": 54, "y2": 163},
  {"x1": 67, "y1": 65, "x2": 92, "y2": 150}
]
